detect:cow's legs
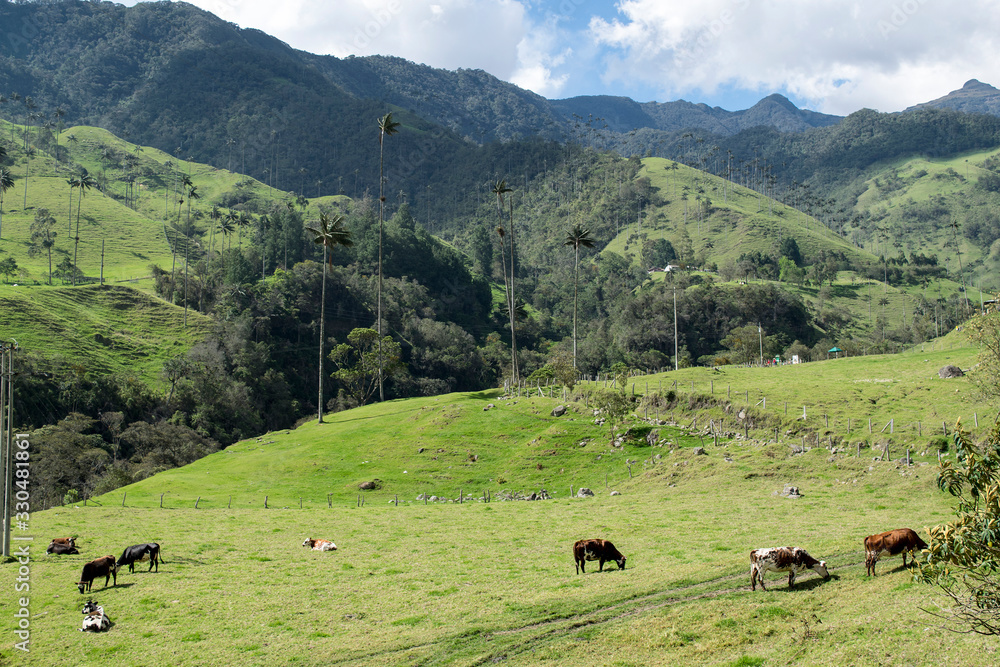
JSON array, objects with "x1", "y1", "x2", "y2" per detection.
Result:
[
  {"x1": 787, "y1": 571, "x2": 795, "y2": 588},
  {"x1": 598, "y1": 560, "x2": 604, "y2": 572}
]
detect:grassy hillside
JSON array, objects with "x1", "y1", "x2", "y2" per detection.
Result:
[
  {"x1": 845, "y1": 147, "x2": 1000, "y2": 290},
  {"x1": 4, "y1": 349, "x2": 998, "y2": 664},
  {"x1": 605, "y1": 158, "x2": 873, "y2": 271},
  {"x1": 0, "y1": 284, "x2": 212, "y2": 385},
  {"x1": 0, "y1": 119, "x2": 304, "y2": 286}
]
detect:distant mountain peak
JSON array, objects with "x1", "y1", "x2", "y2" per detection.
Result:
[
  {"x1": 907, "y1": 80, "x2": 1000, "y2": 115},
  {"x1": 962, "y1": 79, "x2": 997, "y2": 91}
]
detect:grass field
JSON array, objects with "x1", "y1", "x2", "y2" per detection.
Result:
[
  {"x1": 0, "y1": 284, "x2": 212, "y2": 385},
  {"x1": 2, "y1": 441, "x2": 995, "y2": 666},
  {"x1": 3, "y1": 341, "x2": 998, "y2": 665}
]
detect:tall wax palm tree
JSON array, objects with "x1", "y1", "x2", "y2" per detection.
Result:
[
  {"x1": 376, "y1": 111, "x2": 400, "y2": 402},
  {"x1": 0, "y1": 166, "x2": 14, "y2": 240},
  {"x1": 236, "y1": 211, "x2": 251, "y2": 248},
  {"x1": 217, "y1": 216, "x2": 235, "y2": 274},
  {"x1": 67, "y1": 175, "x2": 79, "y2": 236},
  {"x1": 492, "y1": 178, "x2": 518, "y2": 380},
  {"x1": 306, "y1": 212, "x2": 353, "y2": 423},
  {"x1": 186, "y1": 184, "x2": 200, "y2": 226},
  {"x1": 72, "y1": 173, "x2": 96, "y2": 285},
  {"x1": 564, "y1": 223, "x2": 595, "y2": 369},
  {"x1": 22, "y1": 146, "x2": 35, "y2": 209}
]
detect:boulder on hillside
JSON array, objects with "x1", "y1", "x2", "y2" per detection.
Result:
[
  {"x1": 551, "y1": 405, "x2": 567, "y2": 417},
  {"x1": 358, "y1": 479, "x2": 383, "y2": 491},
  {"x1": 693, "y1": 447, "x2": 707, "y2": 456},
  {"x1": 939, "y1": 365, "x2": 965, "y2": 378},
  {"x1": 576, "y1": 487, "x2": 594, "y2": 498},
  {"x1": 646, "y1": 429, "x2": 660, "y2": 447}
]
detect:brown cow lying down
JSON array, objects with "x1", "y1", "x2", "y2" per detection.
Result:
[
  {"x1": 303, "y1": 538, "x2": 337, "y2": 551},
  {"x1": 78, "y1": 555, "x2": 119, "y2": 594},
  {"x1": 47, "y1": 538, "x2": 80, "y2": 555},
  {"x1": 573, "y1": 538, "x2": 626, "y2": 574},
  {"x1": 865, "y1": 528, "x2": 928, "y2": 576},
  {"x1": 750, "y1": 547, "x2": 829, "y2": 590}
]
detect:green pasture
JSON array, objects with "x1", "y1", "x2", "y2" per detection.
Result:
[
  {"x1": 2, "y1": 439, "x2": 994, "y2": 666},
  {"x1": 599, "y1": 331, "x2": 984, "y2": 450}
]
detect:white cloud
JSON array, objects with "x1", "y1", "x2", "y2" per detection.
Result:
[
  {"x1": 169, "y1": 0, "x2": 531, "y2": 82},
  {"x1": 589, "y1": 0, "x2": 1000, "y2": 113}
]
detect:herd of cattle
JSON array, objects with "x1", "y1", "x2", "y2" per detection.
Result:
[
  {"x1": 50, "y1": 527, "x2": 927, "y2": 633},
  {"x1": 574, "y1": 528, "x2": 929, "y2": 591},
  {"x1": 45, "y1": 537, "x2": 162, "y2": 632}
]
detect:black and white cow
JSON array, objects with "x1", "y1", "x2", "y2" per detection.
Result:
[
  {"x1": 117, "y1": 543, "x2": 161, "y2": 574},
  {"x1": 80, "y1": 600, "x2": 111, "y2": 632},
  {"x1": 750, "y1": 547, "x2": 829, "y2": 591}
]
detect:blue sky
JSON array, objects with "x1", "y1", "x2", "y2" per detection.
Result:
[{"x1": 122, "y1": 0, "x2": 1000, "y2": 115}]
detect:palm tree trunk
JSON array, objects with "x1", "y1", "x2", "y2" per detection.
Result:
[
  {"x1": 318, "y1": 245, "x2": 328, "y2": 423},
  {"x1": 377, "y1": 139, "x2": 386, "y2": 403},
  {"x1": 573, "y1": 245, "x2": 579, "y2": 369},
  {"x1": 508, "y1": 197, "x2": 518, "y2": 378}
]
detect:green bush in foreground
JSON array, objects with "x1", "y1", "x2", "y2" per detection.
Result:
[{"x1": 920, "y1": 417, "x2": 1000, "y2": 634}]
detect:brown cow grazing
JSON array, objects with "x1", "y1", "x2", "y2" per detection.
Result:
[
  {"x1": 573, "y1": 539, "x2": 626, "y2": 574},
  {"x1": 750, "y1": 547, "x2": 830, "y2": 591},
  {"x1": 865, "y1": 528, "x2": 928, "y2": 576},
  {"x1": 302, "y1": 538, "x2": 337, "y2": 551},
  {"x1": 77, "y1": 556, "x2": 119, "y2": 594}
]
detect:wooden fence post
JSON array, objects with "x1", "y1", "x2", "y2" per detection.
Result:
[
  {"x1": 122, "y1": 492, "x2": 126, "y2": 508},
  {"x1": 265, "y1": 495, "x2": 268, "y2": 509},
  {"x1": 196, "y1": 496, "x2": 201, "y2": 509},
  {"x1": 229, "y1": 495, "x2": 232, "y2": 509},
  {"x1": 160, "y1": 493, "x2": 164, "y2": 509}
]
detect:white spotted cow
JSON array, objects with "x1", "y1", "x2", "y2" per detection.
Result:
[
  {"x1": 80, "y1": 600, "x2": 111, "y2": 632},
  {"x1": 750, "y1": 547, "x2": 829, "y2": 591},
  {"x1": 302, "y1": 538, "x2": 337, "y2": 551}
]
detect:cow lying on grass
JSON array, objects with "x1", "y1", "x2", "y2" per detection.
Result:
[
  {"x1": 80, "y1": 600, "x2": 110, "y2": 632},
  {"x1": 77, "y1": 556, "x2": 118, "y2": 594},
  {"x1": 750, "y1": 547, "x2": 829, "y2": 591},
  {"x1": 117, "y1": 543, "x2": 161, "y2": 574},
  {"x1": 302, "y1": 538, "x2": 337, "y2": 551},
  {"x1": 573, "y1": 539, "x2": 626, "y2": 574},
  {"x1": 865, "y1": 528, "x2": 927, "y2": 576},
  {"x1": 47, "y1": 537, "x2": 80, "y2": 555}
]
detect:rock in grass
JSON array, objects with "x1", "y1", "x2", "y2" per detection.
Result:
[
  {"x1": 939, "y1": 365, "x2": 964, "y2": 378},
  {"x1": 551, "y1": 405, "x2": 567, "y2": 417}
]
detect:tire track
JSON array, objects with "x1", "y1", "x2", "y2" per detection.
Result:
[{"x1": 324, "y1": 552, "x2": 870, "y2": 667}]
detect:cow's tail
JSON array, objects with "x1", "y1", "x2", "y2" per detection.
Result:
[{"x1": 157, "y1": 546, "x2": 165, "y2": 564}]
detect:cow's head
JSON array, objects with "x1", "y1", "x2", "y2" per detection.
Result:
[
  {"x1": 302, "y1": 539, "x2": 314, "y2": 549},
  {"x1": 812, "y1": 560, "x2": 829, "y2": 579},
  {"x1": 77, "y1": 581, "x2": 86, "y2": 595},
  {"x1": 82, "y1": 600, "x2": 99, "y2": 615},
  {"x1": 616, "y1": 555, "x2": 627, "y2": 570}
]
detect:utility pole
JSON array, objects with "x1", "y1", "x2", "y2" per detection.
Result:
[
  {"x1": 673, "y1": 286, "x2": 679, "y2": 371},
  {"x1": 1, "y1": 342, "x2": 15, "y2": 558},
  {"x1": 758, "y1": 325, "x2": 764, "y2": 366}
]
